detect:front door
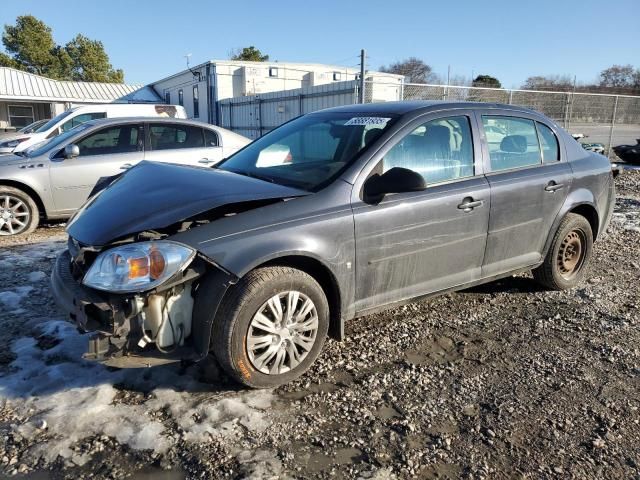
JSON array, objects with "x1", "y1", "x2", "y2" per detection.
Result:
[
  {"x1": 478, "y1": 112, "x2": 572, "y2": 276},
  {"x1": 352, "y1": 113, "x2": 490, "y2": 312},
  {"x1": 49, "y1": 123, "x2": 144, "y2": 213}
]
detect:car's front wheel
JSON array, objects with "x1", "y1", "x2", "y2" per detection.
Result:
[
  {"x1": 211, "y1": 266, "x2": 329, "y2": 388},
  {"x1": 0, "y1": 186, "x2": 39, "y2": 236},
  {"x1": 533, "y1": 213, "x2": 593, "y2": 290}
]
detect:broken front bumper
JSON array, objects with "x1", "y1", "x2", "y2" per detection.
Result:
[{"x1": 51, "y1": 249, "x2": 235, "y2": 368}]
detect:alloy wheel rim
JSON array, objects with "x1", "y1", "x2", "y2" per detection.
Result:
[
  {"x1": 0, "y1": 195, "x2": 30, "y2": 236},
  {"x1": 246, "y1": 291, "x2": 319, "y2": 375},
  {"x1": 557, "y1": 229, "x2": 585, "y2": 279}
]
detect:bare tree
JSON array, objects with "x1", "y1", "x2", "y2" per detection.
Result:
[
  {"x1": 599, "y1": 64, "x2": 638, "y2": 88},
  {"x1": 521, "y1": 75, "x2": 574, "y2": 91},
  {"x1": 380, "y1": 57, "x2": 436, "y2": 84}
]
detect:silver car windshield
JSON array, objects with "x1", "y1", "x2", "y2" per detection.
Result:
[
  {"x1": 26, "y1": 123, "x2": 92, "y2": 157},
  {"x1": 35, "y1": 109, "x2": 75, "y2": 133},
  {"x1": 218, "y1": 112, "x2": 396, "y2": 192}
]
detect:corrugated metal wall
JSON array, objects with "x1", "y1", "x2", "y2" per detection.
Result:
[{"x1": 218, "y1": 80, "x2": 358, "y2": 139}]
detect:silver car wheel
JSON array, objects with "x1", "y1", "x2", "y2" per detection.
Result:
[
  {"x1": 0, "y1": 194, "x2": 31, "y2": 236},
  {"x1": 246, "y1": 291, "x2": 319, "y2": 375}
]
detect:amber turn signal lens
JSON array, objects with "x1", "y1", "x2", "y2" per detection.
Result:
[
  {"x1": 128, "y1": 257, "x2": 150, "y2": 279},
  {"x1": 149, "y1": 249, "x2": 166, "y2": 280}
]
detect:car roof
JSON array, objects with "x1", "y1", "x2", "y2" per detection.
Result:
[
  {"x1": 81, "y1": 117, "x2": 217, "y2": 129},
  {"x1": 316, "y1": 100, "x2": 542, "y2": 117}
]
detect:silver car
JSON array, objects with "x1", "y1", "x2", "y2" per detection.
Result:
[{"x1": 0, "y1": 118, "x2": 250, "y2": 236}]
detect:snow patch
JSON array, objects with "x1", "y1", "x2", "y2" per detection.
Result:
[
  {"x1": 0, "y1": 286, "x2": 33, "y2": 310},
  {"x1": 0, "y1": 320, "x2": 276, "y2": 465},
  {"x1": 28, "y1": 271, "x2": 47, "y2": 282}
]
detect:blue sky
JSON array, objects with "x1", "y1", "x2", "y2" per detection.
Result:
[{"x1": 1, "y1": 0, "x2": 638, "y2": 88}]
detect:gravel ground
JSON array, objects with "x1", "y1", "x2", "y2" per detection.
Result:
[{"x1": 0, "y1": 172, "x2": 638, "y2": 480}]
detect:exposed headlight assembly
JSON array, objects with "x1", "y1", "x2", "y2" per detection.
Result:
[{"x1": 82, "y1": 241, "x2": 196, "y2": 293}]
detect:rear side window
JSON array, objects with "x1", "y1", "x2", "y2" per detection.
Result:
[
  {"x1": 383, "y1": 115, "x2": 474, "y2": 184},
  {"x1": 60, "y1": 112, "x2": 106, "y2": 133},
  {"x1": 537, "y1": 122, "x2": 560, "y2": 163},
  {"x1": 149, "y1": 124, "x2": 204, "y2": 150},
  {"x1": 482, "y1": 116, "x2": 541, "y2": 171},
  {"x1": 203, "y1": 129, "x2": 219, "y2": 147},
  {"x1": 76, "y1": 125, "x2": 140, "y2": 157}
]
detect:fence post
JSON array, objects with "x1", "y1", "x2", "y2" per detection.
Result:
[
  {"x1": 298, "y1": 94, "x2": 303, "y2": 115},
  {"x1": 508, "y1": 90, "x2": 513, "y2": 104},
  {"x1": 563, "y1": 93, "x2": 570, "y2": 129},
  {"x1": 607, "y1": 95, "x2": 619, "y2": 158}
]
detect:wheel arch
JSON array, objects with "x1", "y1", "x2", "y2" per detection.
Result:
[
  {"x1": 257, "y1": 254, "x2": 344, "y2": 341},
  {"x1": 0, "y1": 179, "x2": 47, "y2": 218},
  {"x1": 542, "y1": 201, "x2": 599, "y2": 258}
]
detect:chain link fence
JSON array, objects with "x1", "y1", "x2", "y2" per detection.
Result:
[{"x1": 369, "y1": 81, "x2": 640, "y2": 159}]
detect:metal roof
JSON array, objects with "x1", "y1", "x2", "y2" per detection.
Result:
[{"x1": 0, "y1": 67, "x2": 160, "y2": 103}]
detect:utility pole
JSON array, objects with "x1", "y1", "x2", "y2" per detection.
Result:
[{"x1": 359, "y1": 49, "x2": 366, "y2": 104}]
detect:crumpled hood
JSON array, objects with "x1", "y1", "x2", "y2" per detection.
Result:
[{"x1": 67, "y1": 161, "x2": 309, "y2": 246}]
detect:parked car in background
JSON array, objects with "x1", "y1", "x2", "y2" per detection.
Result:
[
  {"x1": 613, "y1": 139, "x2": 640, "y2": 164},
  {"x1": 51, "y1": 101, "x2": 615, "y2": 389},
  {"x1": 0, "y1": 118, "x2": 249, "y2": 235},
  {"x1": 0, "y1": 119, "x2": 50, "y2": 139},
  {"x1": 0, "y1": 103, "x2": 186, "y2": 154}
]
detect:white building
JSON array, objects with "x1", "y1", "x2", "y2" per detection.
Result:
[
  {"x1": 150, "y1": 60, "x2": 404, "y2": 125},
  {"x1": 0, "y1": 67, "x2": 160, "y2": 132}
]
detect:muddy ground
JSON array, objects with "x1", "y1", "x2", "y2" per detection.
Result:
[{"x1": 0, "y1": 172, "x2": 638, "y2": 480}]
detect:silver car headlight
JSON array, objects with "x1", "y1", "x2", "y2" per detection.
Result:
[{"x1": 82, "y1": 241, "x2": 196, "y2": 293}]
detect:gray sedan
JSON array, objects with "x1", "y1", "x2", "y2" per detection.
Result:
[
  {"x1": 0, "y1": 118, "x2": 249, "y2": 235},
  {"x1": 51, "y1": 101, "x2": 615, "y2": 388}
]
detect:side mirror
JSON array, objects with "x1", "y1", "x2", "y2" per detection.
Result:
[
  {"x1": 363, "y1": 167, "x2": 427, "y2": 203},
  {"x1": 63, "y1": 144, "x2": 80, "y2": 159}
]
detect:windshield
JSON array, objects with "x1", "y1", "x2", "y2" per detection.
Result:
[
  {"x1": 218, "y1": 113, "x2": 396, "y2": 191},
  {"x1": 19, "y1": 120, "x2": 46, "y2": 133},
  {"x1": 35, "y1": 109, "x2": 75, "y2": 133},
  {"x1": 26, "y1": 123, "x2": 92, "y2": 157}
]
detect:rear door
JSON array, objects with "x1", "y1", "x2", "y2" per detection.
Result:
[
  {"x1": 478, "y1": 111, "x2": 572, "y2": 276},
  {"x1": 49, "y1": 123, "x2": 144, "y2": 213},
  {"x1": 145, "y1": 123, "x2": 221, "y2": 166},
  {"x1": 352, "y1": 111, "x2": 490, "y2": 312}
]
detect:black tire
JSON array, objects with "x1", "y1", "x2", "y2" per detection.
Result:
[
  {"x1": 0, "y1": 186, "x2": 39, "y2": 236},
  {"x1": 533, "y1": 213, "x2": 593, "y2": 290},
  {"x1": 211, "y1": 266, "x2": 329, "y2": 388}
]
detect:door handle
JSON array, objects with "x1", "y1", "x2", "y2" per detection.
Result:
[
  {"x1": 120, "y1": 163, "x2": 132, "y2": 170},
  {"x1": 198, "y1": 158, "x2": 215, "y2": 165},
  {"x1": 457, "y1": 197, "x2": 483, "y2": 212},
  {"x1": 544, "y1": 181, "x2": 565, "y2": 192}
]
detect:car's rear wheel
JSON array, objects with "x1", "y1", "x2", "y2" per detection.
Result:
[
  {"x1": 533, "y1": 213, "x2": 593, "y2": 290},
  {"x1": 211, "y1": 266, "x2": 329, "y2": 388},
  {"x1": 0, "y1": 186, "x2": 39, "y2": 236}
]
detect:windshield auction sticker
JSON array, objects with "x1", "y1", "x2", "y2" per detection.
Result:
[{"x1": 344, "y1": 117, "x2": 391, "y2": 126}]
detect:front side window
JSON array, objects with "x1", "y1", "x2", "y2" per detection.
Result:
[
  {"x1": 219, "y1": 113, "x2": 397, "y2": 191},
  {"x1": 383, "y1": 116, "x2": 474, "y2": 184},
  {"x1": 149, "y1": 124, "x2": 204, "y2": 150},
  {"x1": 61, "y1": 112, "x2": 106, "y2": 133},
  {"x1": 537, "y1": 122, "x2": 560, "y2": 163},
  {"x1": 193, "y1": 85, "x2": 199, "y2": 118},
  {"x1": 482, "y1": 116, "x2": 542, "y2": 171},
  {"x1": 76, "y1": 125, "x2": 140, "y2": 157},
  {"x1": 8, "y1": 105, "x2": 34, "y2": 128}
]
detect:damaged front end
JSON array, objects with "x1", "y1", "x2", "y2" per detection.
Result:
[{"x1": 51, "y1": 235, "x2": 237, "y2": 368}]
